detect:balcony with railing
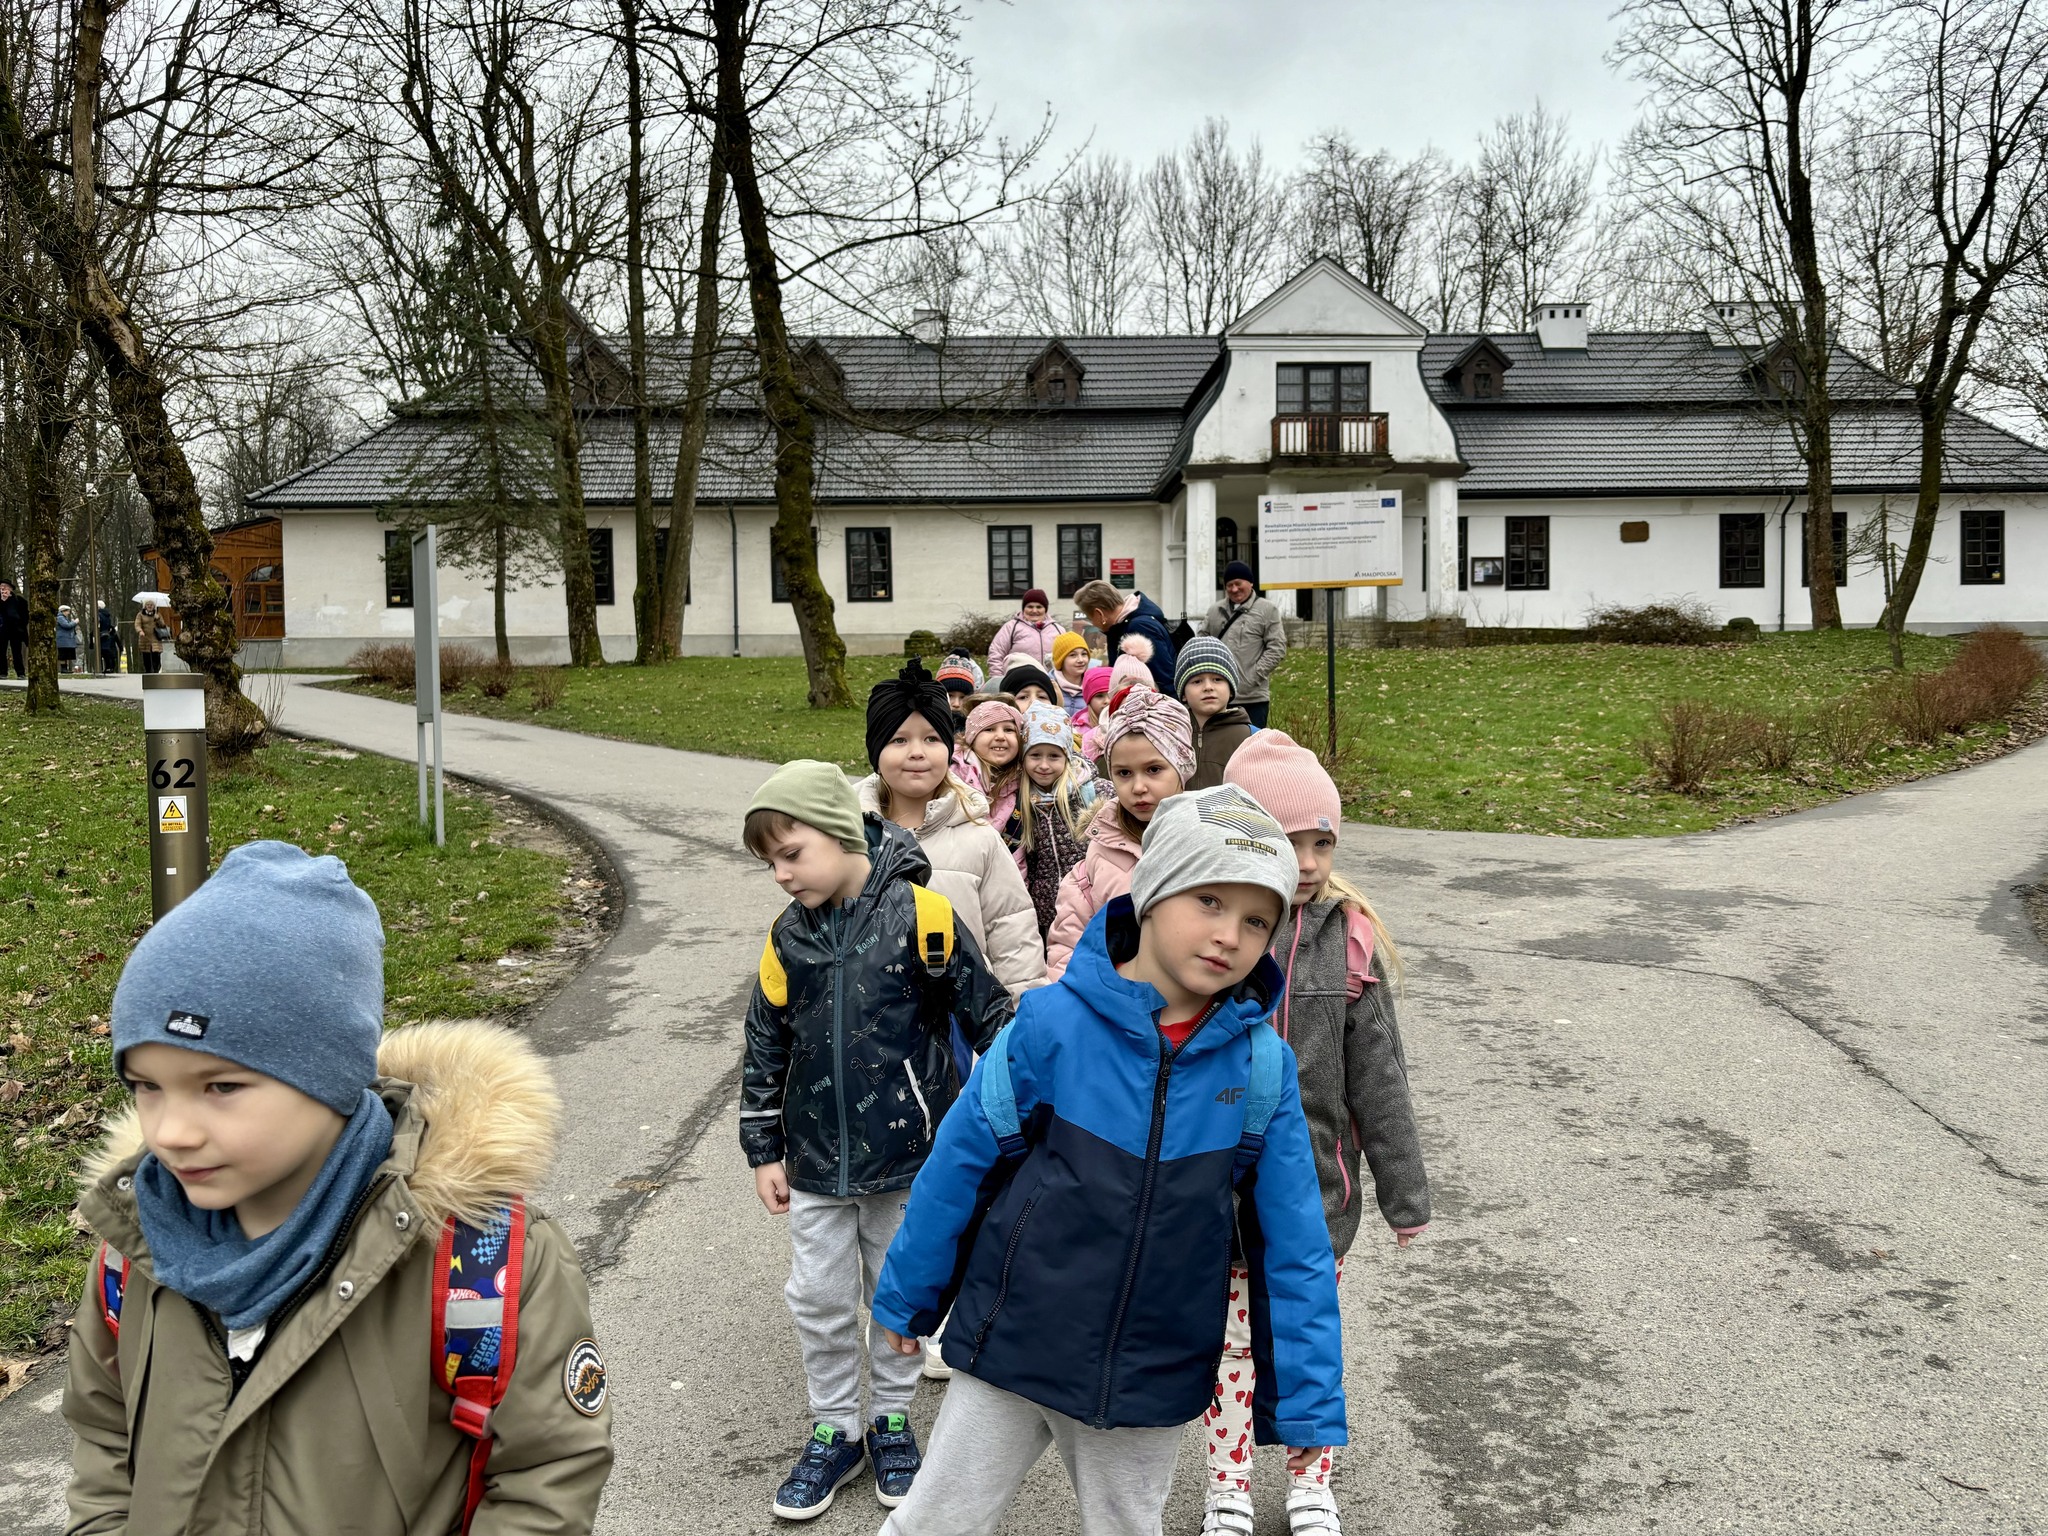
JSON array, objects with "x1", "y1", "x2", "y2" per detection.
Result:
[{"x1": 1271, "y1": 411, "x2": 1390, "y2": 462}]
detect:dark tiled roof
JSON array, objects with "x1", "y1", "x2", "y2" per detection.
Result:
[
  {"x1": 1420, "y1": 331, "x2": 1908, "y2": 406},
  {"x1": 1449, "y1": 403, "x2": 2048, "y2": 496},
  {"x1": 248, "y1": 409, "x2": 1189, "y2": 508}
]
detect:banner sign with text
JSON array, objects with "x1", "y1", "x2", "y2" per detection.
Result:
[{"x1": 1256, "y1": 490, "x2": 1403, "y2": 588}]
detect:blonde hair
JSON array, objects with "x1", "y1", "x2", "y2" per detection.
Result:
[
  {"x1": 1320, "y1": 870, "x2": 1403, "y2": 988},
  {"x1": 1016, "y1": 754, "x2": 1093, "y2": 855},
  {"x1": 876, "y1": 769, "x2": 987, "y2": 827}
]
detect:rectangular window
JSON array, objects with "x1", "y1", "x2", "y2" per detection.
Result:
[
  {"x1": 1800, "y1": 511, "x2": 1849, "y2": 587},
  {"x1": 1276, "y1": 363, "x2": 1370, "y2": 415},
  {"x1": 1457, "y1": 516, "x2": 1468, "y2": 591},
  {"x1": 1961, "y1": 509, "x2": 2005, "y2": 584},
  {"x1": 846, "y1": 528, "x2": 892, "y2": 602},
  {"x1": 771, "y1": 529, "x2": 820, "y2": 603},
  {"x1": 384, "y1": 529, "x2": 413, "y2": 609},
  {"x1": 1720, "y1": 513, "x2": 1767, "y2": 588},
  {"x1": 588, "y1": 528, "x2": 615, "y2": 606},
  {"x1": 1505, "y1": 516, "x2": 1549, "y2": 590},
  {"x1": 988, "y1": 525, "x2": 1033, "y2": 600},
  {"x1": 1057, "y1": 523, "x2": 1102, "y2": 598}
]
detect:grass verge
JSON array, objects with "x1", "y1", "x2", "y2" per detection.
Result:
[{"x1": 0, "y1": 695, "x2": 577, "y2": 1357}]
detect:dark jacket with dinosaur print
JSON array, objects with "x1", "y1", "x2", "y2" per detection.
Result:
[{"x1": 740, "y1": 814, "x2": 1014, "y2": 1197}]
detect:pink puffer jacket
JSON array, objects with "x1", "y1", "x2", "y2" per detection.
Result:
[
  {"x1": 986, "y1": 615, "x2": 1065, "y2": 676},
  {"x1": 1043, "y1": 801, "x2": 1145, "y2": 982}
]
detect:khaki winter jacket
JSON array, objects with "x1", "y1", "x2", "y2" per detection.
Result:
[
  {"x1": 1202, "y1": 596, "x2": 1287, "y2": 704},
  {"x1": 63, "y1": 1021, "x2": 613, "y2": 1536},
  {"x1": 856, "y1": 776, "x2": 1048, "y2": 999},
  {"x1": 132, "y1": 611, "x2": 162, "y2": 654},
  {"x1": 1188, "y1": 705, "x2": 1253, "y2": 791}
]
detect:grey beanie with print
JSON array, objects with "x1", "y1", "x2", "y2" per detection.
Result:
[{"x1": 1128, "y1": 784, "x2": 1296, "y2": 921}]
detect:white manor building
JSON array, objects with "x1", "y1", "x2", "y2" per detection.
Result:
[{"x1": 247, "y1": 258, "x2": 2048, "y2": 663}]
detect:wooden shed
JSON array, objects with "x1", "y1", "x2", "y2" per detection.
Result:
[{"x1": 141, "y1": 516, "x2": 284, "y2": 642}]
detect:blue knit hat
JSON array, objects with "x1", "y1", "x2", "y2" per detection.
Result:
[
  {"x1": 112, "y1": 841, "x2": 385, "y2": 1117},
  {"x1": 1174, "y1": 635, "x2": 1241, "y2": 699}
]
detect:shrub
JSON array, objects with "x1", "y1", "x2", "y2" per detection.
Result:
[
  {"x1": 1807, "y1": 695, "x2": 1881, "y2": 765},
  {"x1": 527, "y1": 667, "x2": 564, "y2": 712},
  {"x1": 1638, "y1": 698, "x2": 1745, "y2": 792},
  {"x1": 477, "y1": 658, "x2": 516, "y2": 698},
  {"x1": 1589, "y1": 598, "x2": 1721, "y2": 646},
  {"x1": 1745, "y1": 710, "x2": 1805, "y2": 772},
  {"x1": 1724, "y1": 616, "x2": 1760, "y2": 639},
  {"x1": 438, "y1": 644, "x2": 490, "y2": 695},
  {"x1": 347, "y1": 641, "x2": 415, "y2": 689},
  {"x1": 938, "y1": 611, "x2": 1004, "y2": 658},
  {"x1": 1951, "y1": 625, "x2": 2042, "y2": 717},
  {"x1": 903, "y1": 629, "x2": 942, "y2": 659}
]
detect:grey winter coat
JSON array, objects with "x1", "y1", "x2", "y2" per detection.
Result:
[
  {"x1": 1202, "y1": 596, "x2": 1288, "y2": 704},
  {"x1": 1270, "y1": 898, "x2": 1429, "y2": 1255},
  {"x1": 740, "y1": 815, "x2": 1014, "y2": 1197}
]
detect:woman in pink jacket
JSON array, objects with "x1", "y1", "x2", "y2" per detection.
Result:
[
  {"x1": 1041, "y1": 688, "x2": 1195, "y2": 981},
  {"x1": 985, "y1": 589, "x2": 1065, "y2": 676}
]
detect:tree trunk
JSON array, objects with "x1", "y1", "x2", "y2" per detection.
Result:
[
  {"x1": 658, "y1": 128, "x2": 728, "y2": 660},
  {"x1": 493, "y1": 519, "x2": 510, "y2": 663},
  {"x1": 1781, "y1": 2, "x2": 1841, "y2": 633},
  {"x1": 713, "y1": 0, "x2": 850, "y2": 707},
  {"x1": 622, "y1": 0, "x2": 660, "y2": 664},
  {"x1": 19, "y1": 315, "x2": 74, "y2": 715},
  {"x1": 528, "y1": 306, "x2": 605, "y2": 667},
  {"x1": 0, "y1": 0, "x2": 256, "y2": 743}
]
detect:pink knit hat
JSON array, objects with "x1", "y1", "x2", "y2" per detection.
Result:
[
  {"x1": 1101, "y1": 689, "x2": 1195, "y2": 785},
  {"x1": 1107, "y1": 653, "x2": 1153, "y2": 699},
  {"x1": 1081, "y1": 664, "x2": 1114, "y2": 705},
  {"x1": 962, "y1": 698, "x2": 1024, "y2": 749},
  {"x1": 1224, "y1": 730, "x2": 1342, "y2": 836}
]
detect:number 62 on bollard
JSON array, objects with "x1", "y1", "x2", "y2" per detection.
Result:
[{"x1": 142, "y1": 674, "x2": 209, "y2": 918}]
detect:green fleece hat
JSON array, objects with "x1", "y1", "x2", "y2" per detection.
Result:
[{"x1": 746, "y1": 759, "x2": 866, "y2": 852}]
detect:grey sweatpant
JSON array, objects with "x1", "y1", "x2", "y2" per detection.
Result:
[
  {"x1": 878, "y1": 1369, "x2": 1184, "y2": 1536},
  {"x1": 787, "y1": 1188, "x2": 924, "y2": 1437}
]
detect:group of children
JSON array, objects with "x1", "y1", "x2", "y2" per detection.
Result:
[
  {"x1": 55, "y1": 606, "x2": 1425, "y2": 1536},
  {"x1": 741, "y1": 636, "x2": 1429, "y2": 1535}
]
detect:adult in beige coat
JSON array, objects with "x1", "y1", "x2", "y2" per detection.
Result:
[
  {"x1": 857, "y1": 775, "x2": 1046, "y2": 997},
  {"x1": 64, "y1": 1021, "x2": 613, "y2": 1536}
]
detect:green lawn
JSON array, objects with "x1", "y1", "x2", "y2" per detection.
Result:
[
  {"x1": 0, "y1": 696, "x2": 574, "y2": 1355},
  {"x1": 330, "y1": 630, "x2": 2036, "y2": 841},
  {"x1": 1268, "y1": 629, "x2": 2016, "y2": 836}
]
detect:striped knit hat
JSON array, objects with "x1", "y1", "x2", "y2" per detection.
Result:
[{"x1": 1174, "y1": 635, "x2": 1240, "y2": 700}]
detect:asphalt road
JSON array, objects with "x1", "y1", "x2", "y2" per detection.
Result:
[{"x1": 5, "y1": 675, "x2": 2044, "y2": 1535}]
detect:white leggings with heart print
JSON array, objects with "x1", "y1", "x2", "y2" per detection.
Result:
[{"x1": 1201, "y1": 1259, "x2": 1344, "y2": 1494}]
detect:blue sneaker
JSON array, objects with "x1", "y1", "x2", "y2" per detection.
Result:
[
  {"x1": 866, "y1": 1412, "x2": 922, "y2": 1508},
  {"x1": 772, "y1": 1423, "x2": 867, "y2": 1521}
]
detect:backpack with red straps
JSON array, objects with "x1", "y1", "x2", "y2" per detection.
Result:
[{"x1": 94, "y1": 1198, "x2": 527, "y2": 1536}]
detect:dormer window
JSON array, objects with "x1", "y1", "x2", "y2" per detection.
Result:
[
  {"x1": 1755, "y1": 338, "x2": 1805, "y2": 400},
  {"x1": 1475, "y1": 368, "x2": 1496, "y2": 397},
  {"x1": 1026, "y1": 340, "x2": 1085, "y2": 406},
  {"x1": 1444, "y1": 338, "x2": 1512, "y2": 400}
]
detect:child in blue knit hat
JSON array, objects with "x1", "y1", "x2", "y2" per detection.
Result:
[{"x1": 65, "y1": 840, "x2": 612, "y2": 1536}]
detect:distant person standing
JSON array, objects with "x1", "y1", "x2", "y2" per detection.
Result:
[
  {"x1": 134, "y1": 602, "x2": 165, "y2": 674},
  {"x1": 0, "y1": 579, "x2": 26, "y2": 679},
  {"x1": 55, "y1": 605, "x2": 80, "y2": 673},
  {"x1": 1203, "y1": 561, "x2": 1288, "y2": 729},
  {"x1": 97, "y1": 602, "x2": 122, "y2": 673},
  {"x1": 1073, "y1": 578, "x2": 1175, "y2": 693},
  {"x1": 985, "y1": 590, "x2": 1065, "y2": 677}
]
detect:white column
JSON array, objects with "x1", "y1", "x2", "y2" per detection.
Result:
[
  {"x1": 1183, "y1": 477, "x2": 1216, "y2": 622},
  {"x1": 1428, "y1": 477, "x2": 1460, "y2": 614}
]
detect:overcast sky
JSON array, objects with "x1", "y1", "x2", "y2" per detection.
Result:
[{"x1": 960, "y1": 0, "x2": 1643, "y2": 173}]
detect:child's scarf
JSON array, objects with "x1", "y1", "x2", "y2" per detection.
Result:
[{"x1": 133, "y1": 1087, "x2": 395, "y2": 1329}]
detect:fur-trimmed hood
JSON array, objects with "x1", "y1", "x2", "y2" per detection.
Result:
[{"x1": 80, "y1": 1020, "x2": 561, "y2": 1243}]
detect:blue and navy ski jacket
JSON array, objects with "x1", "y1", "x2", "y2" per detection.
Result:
[{"x1": 872, "y1": 896, "x2": 1347, "y2": 1446}]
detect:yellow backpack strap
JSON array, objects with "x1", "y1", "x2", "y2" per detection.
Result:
[
  {"x1": 910, "y1": 884, "x2": 954, "y2": 977},
  {"x1": 758, "y1": 928, "x2": 788, "y2": 1007}
]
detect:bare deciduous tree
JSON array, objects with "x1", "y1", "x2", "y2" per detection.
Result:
[
  {"x1": 1003, "y1": 153, "x2": 1147, "y2": 334},
  {"x1": 1143, "y1": 118, "x2": 1281, "y2": 332},
  {"x1": 1285, "y1": 134, "x2": 1444, "y2": 315}
]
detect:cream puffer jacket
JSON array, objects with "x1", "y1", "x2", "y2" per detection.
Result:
[{"x1": 856, "y1": 775, "x2": 1047, "y2": 997}]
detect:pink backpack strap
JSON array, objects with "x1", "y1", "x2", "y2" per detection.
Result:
[{"x1": 1343, "y1": 909, "x2": 1377, "y2": 1002}]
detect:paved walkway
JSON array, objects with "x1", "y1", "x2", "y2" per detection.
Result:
[{"x1": 5, "y1": 675, "x2": 2045, "y2": 1534}]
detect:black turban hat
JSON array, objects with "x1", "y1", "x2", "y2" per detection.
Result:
[{"x1": 866, "y1": 657, "x2": 957, "y2": 769}]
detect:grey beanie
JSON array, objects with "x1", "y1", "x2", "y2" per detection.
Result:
[
  {"x1": 1129, "y1": 785, "x2": 1296, "y2": 922},
  {"x1": 112, "y1": 841, "x2": 385, "y2": 1116},
  {"x1": 1174, "y1": 636, "x2": 1241, "y2": 699}
]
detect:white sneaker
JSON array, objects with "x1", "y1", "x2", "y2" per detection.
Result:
[
  {"x1": 1286, "y1": 1485, "x2": 1343, "y2": 1534},
  {"x1": 918, "y1": 1339, "x2": 952, "y2": 1380},
  {"x1": 1201, "y1": 1489, "x2": 1255, "y2": 1535}
]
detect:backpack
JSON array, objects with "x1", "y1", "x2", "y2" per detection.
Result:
[
  {"x1": 756, "y1": 883, "x2": 956, "y2": 1005},
  {"x1": 977, "y1": 1017, "x2": 1285, "y2": 1183},
  {"x1": 94, "y1": 1200, "x2": 529, "y2": 1536}
]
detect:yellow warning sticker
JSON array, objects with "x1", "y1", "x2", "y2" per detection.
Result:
[{"x1": 157, "y1": 795, "x2": 188, "y2": 835}]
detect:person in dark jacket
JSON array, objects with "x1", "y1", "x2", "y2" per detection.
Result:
[
  {"x1": 871, "y1": 786, "x2": 1345, "y2": 1536},
  {"x1": 97, "y1": 601, "x2": 122, "y2": 672},
  {"x1": 1175, "y1": 635, "x2": 1255, "y2": 790},
  {"x1": 1074, "y1": 578, "x2": 1175, "y2": 692},
  {"x1": 740, "y1": 759, "x2": 1013, "y2": 1522},
  {"x1": 0, "y1": 580, "x2": 26, "y2": 679}
]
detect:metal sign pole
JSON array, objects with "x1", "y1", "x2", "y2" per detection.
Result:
[
  {"x1": 142, "y1": 674, "x2": 209, "y2": 917},
  {"x1": 411, "y1": 526, "x2": 445, "y2": 847},
  {"x1": 1325, "y1": 588, "x2": 1339, "y2": 762}
]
